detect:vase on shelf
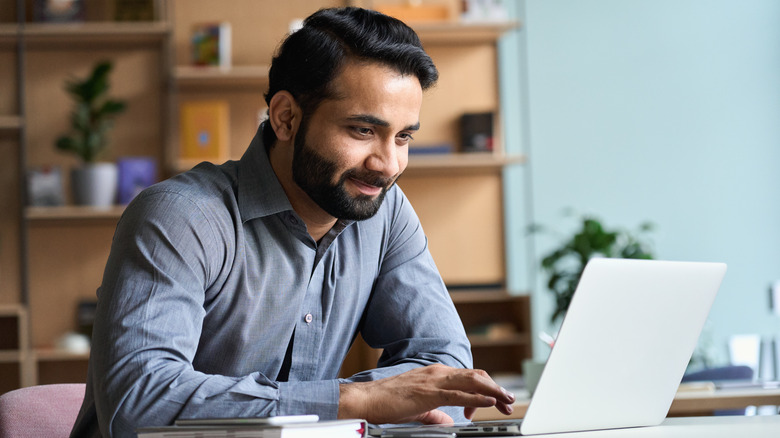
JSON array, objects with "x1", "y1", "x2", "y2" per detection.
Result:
[{"x1": 71, "y1": 162, "x2": 118, "y2": 207}]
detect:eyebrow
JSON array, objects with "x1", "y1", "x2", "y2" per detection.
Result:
[{"x1": 347, "y1": 114, "x2": 420, "y2": 132}]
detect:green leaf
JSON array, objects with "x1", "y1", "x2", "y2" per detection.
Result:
[
  {"x1": 55, "y1": 136, "x2": 78, "y2": 153},
  {"x1": 55, "y1": 60, "x2": 126, "y2": 162},
  {"x1": 100, "y1": 100, "x2": 127, "y2": 115},
  {"x1": 536, "y1": 211, "x2": 657, "y2": 323}
]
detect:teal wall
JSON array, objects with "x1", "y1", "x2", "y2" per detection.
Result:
[{"x1": 501, "y1": 0, "x2": 780, "y2": 363}]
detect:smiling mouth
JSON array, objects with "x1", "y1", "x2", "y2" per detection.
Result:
[{"x1": 348, "y1": 177, "x2": 384, "y2": 196}]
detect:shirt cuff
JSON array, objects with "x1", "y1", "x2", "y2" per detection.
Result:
[{"x1": 277, "y1": 379, "x2": 340, "y2": 419}]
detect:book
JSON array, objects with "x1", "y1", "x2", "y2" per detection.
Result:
[
  {"x1": 192, "y1": 22, "x2": 232, "y2": 68},
  {"x1": 174, "y1": 415, "x2": 320, "y2": 427},
  {"x1": 117, "y1": 157, "x2": 158, "y2": 204},
  {"x1": 408, "y1": 143, "x2": 454, "y2": 155},
  {"x1": 179, "y1": 101, "x2": 230, "y2": 163},
  {"x1": 136, "y1": 418, "x2": 367, "y2": 438}
]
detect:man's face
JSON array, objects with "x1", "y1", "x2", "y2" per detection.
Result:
[{"x1": 291, "y1": 61, "x2": 423, "y2": 220}]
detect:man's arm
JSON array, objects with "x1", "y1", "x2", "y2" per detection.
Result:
[
  {"x1": 336, "y1": 188, "x2": 514, "y2": 424},
  {"x1": 86, "y1": 187, "x2": 340, "y2": 437}
]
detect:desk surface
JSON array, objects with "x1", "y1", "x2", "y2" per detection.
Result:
[
  {"x1": 500, "y1": 415, "x2": 780, "y2": 438},
  {"x1": 473, "y1": 386, "x2": 780, "y2": 421}
]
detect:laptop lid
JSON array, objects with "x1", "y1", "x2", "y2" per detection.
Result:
[{"x1": 520, "y1": 258, "x2": 726, "y2": 435}]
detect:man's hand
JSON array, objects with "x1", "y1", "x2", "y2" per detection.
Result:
[{"x1": 338, "y1": 364, "x2": 515, "y2": 424}]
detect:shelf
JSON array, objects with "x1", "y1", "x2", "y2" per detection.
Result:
[
  {"x1": 413, "y1": 21, "x2": 520, "y2": 44},
  {"x1": 468, "y1": 333, "x2": 531, "y2": 348},
  {"x1": 450, "y1": 290, "x2": 528, "y2": 304},
  {"x1": 32, "y1": 349, "x2": 90, "y2": 362},
  {"x1": 0, "y1": 24, "x2": 19, "y2": 44},
  {"x1": 172, "y1": 153, "x2": 525, "y2": 175},
  {"x1": 0, "y1": 304, "x2": 25, "y2": 316},
  {"x1": 21, "y1": 21, "x2": 170, "y2": 46},
  {"x1": 405, "y1": 152, "x2": 525, "y2": 173},
  {"x1": 25, "y1": 205, "x2": 125, "y2": 221},
  {"x1": 173, "y1": 65, "x2": 270, "y2": 88},
  {"x1": 0, "y1": 351, "x2": 26, "y2": 363},
  {"x1": 0, "y1": 116, "x2": 23, "y2": 132}
]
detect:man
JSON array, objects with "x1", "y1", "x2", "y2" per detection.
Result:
[{"x1": 70, "y1": 7, "x2": 514, "y2": 438}]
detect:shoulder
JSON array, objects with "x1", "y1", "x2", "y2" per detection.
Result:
[
  {"x1": 379, "y1": 184, "x2": 415, "y2": 222},
  {"x1": 120, "y1": 162, "x2": 240, "y2": 240},
  {"x1": 363, "y1": 184, "x2": 426, "y2": 249}
]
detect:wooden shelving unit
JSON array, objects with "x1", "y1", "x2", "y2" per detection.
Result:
[
  {"x1": 2, "y1": 0, "x2": 532, "y2": 392},
  {"x1": 450, "y1": 291, "x2": 531, "y2": 374},
  {"x1": 413, "y1": 21, "x2": 519, "y2": 44},
  {"x1": 31, "y1": 349, "x2": 91, "y2": 385},
  {"x1": 25, "y1": 206, "x2": 126, "y2": 221},
  {"x1": 175, "y1": 0, "x2": 531, "y2": 377},
  {"x1": 0, "y1": 306, "x2": 34, "y2": 393},
  {"x1": 21, "y1": 21, "x2": 169, "y2": 45},
  {"x1": 0, "y1": 0, "x2": 169, "y2": 393}
]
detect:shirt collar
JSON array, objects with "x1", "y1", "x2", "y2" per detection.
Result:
[{"x1": 237, "y1": 128, "x2": 294, "y2": 222}]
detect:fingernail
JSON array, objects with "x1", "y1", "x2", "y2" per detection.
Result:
[{"x1": 502, "y1": 387, "x2": 515, "y2": 401}]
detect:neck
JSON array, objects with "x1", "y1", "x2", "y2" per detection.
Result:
[{"x1": 268, "y1": 140, "x2": 337, "y2": 242}]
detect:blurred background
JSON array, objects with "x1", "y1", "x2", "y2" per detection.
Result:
[{"x1": 1, "y1": 0, "x2": 778, "y2": 397}]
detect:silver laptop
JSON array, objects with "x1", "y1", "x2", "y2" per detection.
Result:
[{"x1": 376, "y1": 258, "x2": 727, "y2": 436}]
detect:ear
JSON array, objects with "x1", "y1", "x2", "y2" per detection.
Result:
[{"x1": 268, "y1": 91, "x2": 301, "y2": 142}]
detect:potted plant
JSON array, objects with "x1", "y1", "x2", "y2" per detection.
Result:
[
  {"x1": 56, "y1": 60, "x2": 127, "y2": 207},
  {"x1": 531, "y1": 212, "x2": 656, "y2": 323}
]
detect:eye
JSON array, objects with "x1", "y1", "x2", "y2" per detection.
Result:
[
  {"x1": 396, "y1": 132, "x2": 414, "y2": 145},
  {"x1": 352, "y1": 126, "x2": 374, "y2": 137}
]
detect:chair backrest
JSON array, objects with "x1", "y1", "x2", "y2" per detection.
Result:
[
  {"x1": 0, "y1": 384, "x2": 85, "y2": 438},
  {"x1": 681, "y1": 365, "x2": 754, "y2": 382}
]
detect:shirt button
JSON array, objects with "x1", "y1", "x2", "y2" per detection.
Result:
[{"x1": 304, "y1": 313, "x2": 313, "y2": 324}]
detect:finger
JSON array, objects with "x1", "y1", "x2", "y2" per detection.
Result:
[
  {"x1": 439, "y1": 389, "x2": 497, "y2": 409},
  {"x1": 464, "y1": 406, "x2": 476, "y2": 420},
  {"x1": 416, "y1": 409, "x2": 454, "y2": 425},
  {"x1": 443, "y1": 370, "x2": 515, "y2": 405},
  {"x1": 495, "y1": 400, "x2": 514, "y2": 415}
]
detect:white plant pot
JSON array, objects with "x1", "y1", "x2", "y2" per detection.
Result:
[{"x1": 71, "y1": 162, "x2": 118, "y2": 207}]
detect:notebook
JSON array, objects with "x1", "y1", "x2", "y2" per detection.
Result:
[{"x1": 374, "y1": 258, "x2": 727, "y2": 436}]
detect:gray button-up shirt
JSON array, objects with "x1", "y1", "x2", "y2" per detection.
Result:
[{"x1": 70, "y1": 130, "x2": 472, "y2": 438}]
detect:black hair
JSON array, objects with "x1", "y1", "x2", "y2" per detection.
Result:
[{"x1": 262, "y1": 7, "x2": 438, "y2": 147}]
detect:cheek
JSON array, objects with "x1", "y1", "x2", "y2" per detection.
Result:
[{"x1": 397, "y1": 149, "x2": 409, "y2": 173}]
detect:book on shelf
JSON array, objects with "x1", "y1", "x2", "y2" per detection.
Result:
[
  {"x1": 409, "y1": 143, "x2": 454, "y2": 155},
  {"x1": 117, "y1": 157, "x2": 158, "y2": 205},
  {"x1": 136, "y1": 417, "x2": 367, "y2": 438},
  {"x1": 179, "y1": 101, "x2": 230, "y2": 163},
  {"x1": 192, "y1": 22, "x2": 232, "y2": 68}
]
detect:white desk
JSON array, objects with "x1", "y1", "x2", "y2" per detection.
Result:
[
  {"x1": 505, "y1": 415, "x2": 780, "y2": 437},
  {"x1": 474, "y1": 387, "x2": 780, "y2": 420}
]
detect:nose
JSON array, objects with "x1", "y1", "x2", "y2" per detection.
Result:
[{"x1": 365, "y1": 138, "x2": 401, "y2": 178}]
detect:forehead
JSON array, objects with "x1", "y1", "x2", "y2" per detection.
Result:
[{"x1": 316, "y1": 61, "x2": 423, "y2": 123}]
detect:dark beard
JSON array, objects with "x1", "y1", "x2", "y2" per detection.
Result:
[{"x1": 291, "y1": 119, "x2": 396, "y2": 220}]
